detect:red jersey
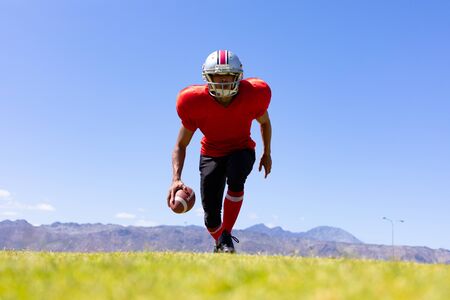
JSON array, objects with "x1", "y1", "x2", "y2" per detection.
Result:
[{"x1": 176, "y1": 78, "x2": 271, "y2": 157}]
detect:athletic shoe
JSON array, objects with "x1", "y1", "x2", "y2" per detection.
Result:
[{"x1": 214, "y1": 230, "x2": 239, "y2": 253}]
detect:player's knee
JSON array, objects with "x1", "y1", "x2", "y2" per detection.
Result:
[
  {"x1": 228, "y1": 182, "x2": 244, "y2": 192},
  {"x1": 227, "y1": 177, "x2": 246, "y2": 192}
]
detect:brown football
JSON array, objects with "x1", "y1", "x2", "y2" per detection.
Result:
[{"x1": 170, "y1": 186, "x2": 196, "y2": 214}]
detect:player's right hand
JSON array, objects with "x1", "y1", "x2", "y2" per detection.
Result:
[{"x1": 167, "y1": 180, "x2": 187, "y2": 207}]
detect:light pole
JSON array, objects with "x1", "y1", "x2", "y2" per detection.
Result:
[{"x1": 382, "y1": 217, "x2": 404, "y2": 260}]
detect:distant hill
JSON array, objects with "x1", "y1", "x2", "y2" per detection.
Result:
[
  {"x1": 304, "y1": 226, "x2": 363, "y2": 244},
  {"x1": 1, "y1": 220, "x2": 449, "y2": 264},
  {"x1": 245, "y1": 224, "x2": 363, "y2": 244}
]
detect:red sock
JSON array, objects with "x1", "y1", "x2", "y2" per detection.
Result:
[
  {"x1": 207, "y1": 224, "x2": 223, "y2": 241},
  {"x1": 223, "y1": 190, "x2": 244, "y2": 234}
]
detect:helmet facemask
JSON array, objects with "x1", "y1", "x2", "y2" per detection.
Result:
[{"x1": 203, "y1": 72, "x2": 243, "y2": 98}]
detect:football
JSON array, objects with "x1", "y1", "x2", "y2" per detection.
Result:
[{"x1": 170, "y1": 186, "x2": 196, "y2": 214}]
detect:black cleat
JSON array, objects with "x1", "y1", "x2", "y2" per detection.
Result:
[{"x1": 214, "y1": 230, "x2": 239, "y2": 254}]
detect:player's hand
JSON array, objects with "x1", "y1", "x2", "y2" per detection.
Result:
[
  {"x1": 259, "y1": 153, "x2": 272, "y2": 178},
  {"x1": 167, "y1": 180, "x2": 187, "y2": 207}
]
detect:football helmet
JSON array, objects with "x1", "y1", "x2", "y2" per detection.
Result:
[{"x1": 202, "y1": 50, "x2": 243, "y2": 98}]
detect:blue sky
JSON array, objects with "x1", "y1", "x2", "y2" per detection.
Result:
[{"x1": 1, "y1": 1, "x2": 449, "y2": 249}]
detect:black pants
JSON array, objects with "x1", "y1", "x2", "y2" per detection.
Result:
[{"x1": 199, "y1": 148, "x2": 256, "y2": 229}]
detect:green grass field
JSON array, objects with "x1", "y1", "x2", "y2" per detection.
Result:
[{"x1": 1, "y1": 251, "x2": 449, "y2": 300}]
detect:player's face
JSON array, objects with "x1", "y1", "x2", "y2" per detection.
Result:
[{"x1": 210, "y1": 74, "x2": 235, "y2": 90}]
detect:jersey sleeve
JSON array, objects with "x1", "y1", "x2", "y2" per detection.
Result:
[
  {"x1": 253, "y1": 80, "x2": 272, "y2": 119},
  {"x1": 176, "y1": 90, "x2": 198, "y2": 132}
]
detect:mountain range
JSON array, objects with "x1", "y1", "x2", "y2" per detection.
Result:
[{"x1": 1, "y1": 219, "x2": 449, "y2": 264}]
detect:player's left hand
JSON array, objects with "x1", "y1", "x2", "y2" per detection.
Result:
[{"x1": 259, "y1": 153, "x2": 272, "y2": 178}]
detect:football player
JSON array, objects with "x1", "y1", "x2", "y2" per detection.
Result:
[{"x1": 167, "y1": 50, "x2": 272, "y2": 253}]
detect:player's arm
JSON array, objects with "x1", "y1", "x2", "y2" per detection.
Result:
[
  {"x1": 256, "y1": 111, "x2": 272, "y2": 178},
  {"x1": 167, "y1": 126, "x2": 195, "y2": 207}
]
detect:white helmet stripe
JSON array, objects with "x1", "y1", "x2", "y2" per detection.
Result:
[{"x1": 219, "y1": 50, "x2": 226, "y2": 64}]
